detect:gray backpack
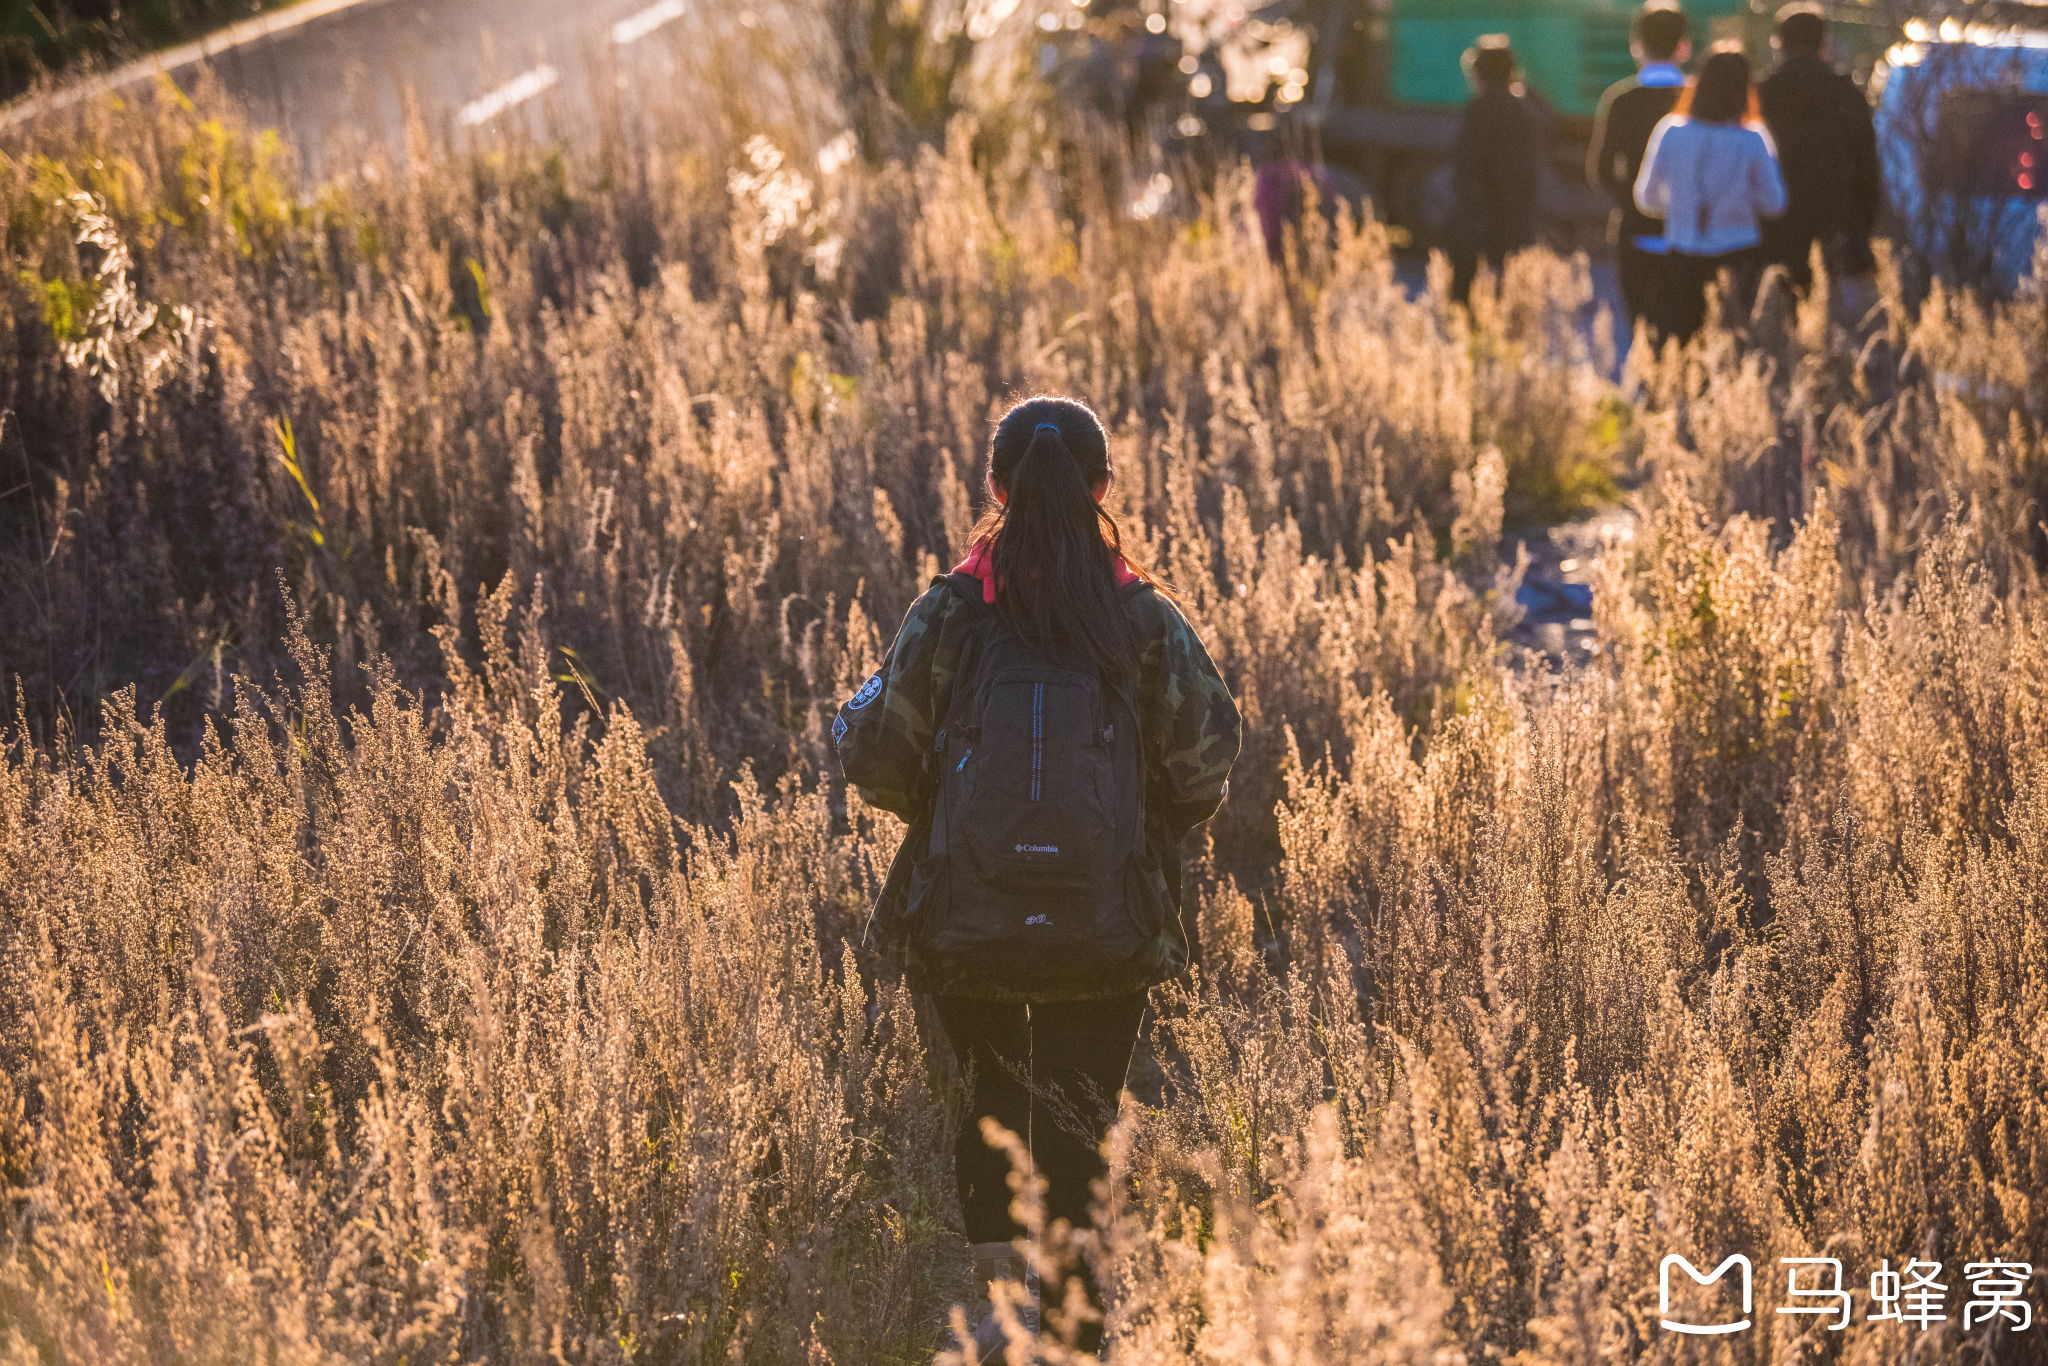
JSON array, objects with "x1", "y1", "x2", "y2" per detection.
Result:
[{"x1": 908, "y1": 572, "x2": 1166, "y2": 995}]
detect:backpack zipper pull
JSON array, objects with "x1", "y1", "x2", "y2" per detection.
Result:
[
  {"x1": 935, "y1": 728, "x2": 947, "y2": 753},
  {"x1": 956, "y1": 748, "x2": 972, "y2": 772},
  {"x1": 1099, "y1": 724, "x2": 1115, "y2": 746}
]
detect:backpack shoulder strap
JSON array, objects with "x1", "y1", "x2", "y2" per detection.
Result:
[
  {"x1": 930, "y1": 572, "x2": 995, "y2": 741},
  {"x1": 935, "y1": 571, "x2": 989, "y2": 612}
]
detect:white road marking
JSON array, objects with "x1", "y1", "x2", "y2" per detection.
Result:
[
  {"x1": 1, "y1": 0, "x2": 393, "y2": 131},
  {"x1": 612, "y1": 0, "x2": 687, "y2": 46},
  {"x1": 455, "y1": 65, "x2": 561, "y2": 127}
]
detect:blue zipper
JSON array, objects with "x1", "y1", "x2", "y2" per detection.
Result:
[{"x1": 1030, "y1": 683, "x2": 1043, "y2": 801}]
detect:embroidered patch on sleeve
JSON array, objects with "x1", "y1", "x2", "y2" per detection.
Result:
[
  {"x1": 847, "y1": 672, "x2": 884, "y2": 710},
  {"x1": 832, "y1": 713, "x2": 848, "y2": 745}
]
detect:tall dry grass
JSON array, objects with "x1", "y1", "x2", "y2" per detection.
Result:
[{"x1": 1, "y1": 64, "x2": 2045, "y2": 1364}]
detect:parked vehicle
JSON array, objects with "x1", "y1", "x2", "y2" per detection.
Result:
[
  {"x1": 1874, "y1": 15, "x2": 2048, "y2": 292},
  {"x1": 1375, "y1": 0, "x2": 1746, "y2": 120}
]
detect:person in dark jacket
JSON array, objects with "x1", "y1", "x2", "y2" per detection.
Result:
[
  {"x1": 1758, "y1": 3, "x2": 1881, "y2": 292},
  {"x1": 1449, "y1": 36, "x2": 1543, "y2": 303},
  {"x1": 1588, "y1": 3, "x2": 1693, "y2": 333},
  {"x1": 835, "y1": 395, "x2": 1239, "y2": 1359}
]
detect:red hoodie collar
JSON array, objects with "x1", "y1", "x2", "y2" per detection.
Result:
[{"x1": 953, "y1": 539, "x2": 1139, "y2": 605}]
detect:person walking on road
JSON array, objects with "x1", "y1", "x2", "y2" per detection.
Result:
[
  {"x1": 1588, "y1": 3, "x2": 1693, "y2": 334},
  {"x1": 834, "y1": 395, "x2": 1240, "y2": 1361},
  {"x1": 1758, "y1": 3, "x2": 1882, "y2": 294},
  {"x1": 1635, "y1": 48, "x2": 1787, "y2": 344},
  {"x1": 1449, "y1": 36, "x2": 1544, "y2": 304}
]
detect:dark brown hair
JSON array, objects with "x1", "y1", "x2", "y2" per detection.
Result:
[
  {"x1": 1636, "y1": 5, "x2": 1689, "y2": 62},
  {"x1": 969, "y1": 396, "x2": 1150, "y2": 679},
  {"x1": 1776, "y1": 4, "x2": 1826, "y2": 53},
  {"x1": 1676, "y1": 49, "x2": 1758, "y2": 125},
  {"x1": 1466, "y1": 38, "x2": 1517, "y2": 91}
]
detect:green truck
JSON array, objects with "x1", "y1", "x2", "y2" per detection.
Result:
[{"x1": 1381, "y1": 0, "x2": 1750, "y2": 119}]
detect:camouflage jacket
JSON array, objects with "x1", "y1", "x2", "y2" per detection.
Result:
[{"x1": 834, "y1": 577, "x2": 1241, "y2": 999}]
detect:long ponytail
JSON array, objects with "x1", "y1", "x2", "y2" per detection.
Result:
[{"x1": 974, "y1": 396, "x2": 1142, "y2": 680}]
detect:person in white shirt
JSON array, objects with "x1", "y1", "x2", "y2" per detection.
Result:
[{"x1": 1634, "y1": 47, "x2": 1788, "y2": 342}]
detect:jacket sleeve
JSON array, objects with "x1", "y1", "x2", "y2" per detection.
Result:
[
  {"x1": 1587, "y1": 85, "x2": 1621, "y2": 197},
  {"x1": 1449, "y1": 105, "x2": 1480, "y2": 209},
  {"x1": 1634, "y1": 117, "x2": 1673, "y2": 218},
  {"x1": 833, "y1": 587, "x2": 951, "y2": 818},
  {"x1": 1840, "y1": 74, "x2": 1882, "y2": 238},
  {"x1": 1751, "y1": 132, "x2": 1788, "y2": 219},
  {"x1": 1137, "y1": 596, "x2": 1241, "y2": 843},
  {"x1": 1452, "y1": 99, "x2": 1504, "y2": 207}
]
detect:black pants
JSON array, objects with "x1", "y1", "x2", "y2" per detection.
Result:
[
  {"x1": 934, "y1": 992, "x2": 1148, "y2": 1243},
  {"x1": 1450, "y1": 248, "x2": 1512, "y2": 307},
  {"x1": 1616, "y1": 239, "x2": 1664, "y2": 337},
  {"x1": 1450, "y1": 249, "x2": 1482, "y2": 307},
  {"x1": 1763, "y1": 229, "x2": 1877, "y2": 296},
  {"x1": 1649, "y1": 246, "x2": 1762, "y2": 345}
]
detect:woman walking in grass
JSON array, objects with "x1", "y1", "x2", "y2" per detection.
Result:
[
  {"x1": 833, "y1": 395, "x2": 1240, "y2": 1359},
  {"x1": 1634, "y1": 47, "x2": 1788, "y2": 343}
]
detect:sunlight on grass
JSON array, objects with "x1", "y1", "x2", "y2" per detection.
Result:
[{"x1": 0, "y1": 57, "x2": 2045, "y2": 1365}]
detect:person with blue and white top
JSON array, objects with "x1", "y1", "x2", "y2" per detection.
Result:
[{"x1": 1635, "y1": 47, "x2": 1788, "y2": 343}]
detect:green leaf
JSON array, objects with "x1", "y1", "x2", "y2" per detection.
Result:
[
  {"x1": 465, "y1": 256, "x2": 493, "y2": 319},
  {"x1": 273, "y1": 415, "x2": 324, "y2": 526}
]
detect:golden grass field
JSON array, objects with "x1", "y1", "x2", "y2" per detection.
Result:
[{"x1": 1, "y1": 48, "x2": 2046, "y2": 1365}]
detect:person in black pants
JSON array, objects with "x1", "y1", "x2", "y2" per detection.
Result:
[
  {"x1": 833, "y1": 395, "x2": 1240, "y2": 1360},
  {"x1": 1448, "y1": 37, "x2": 1543, "y2": 304},
  {"x1": 1758, "y1": 4, "x2": 1881, "y2": 294},
  {"x1": 933, "y1": 993, "x2": 1150, "y2": 1247},
  {"x1": 1587, "y1": 3, "x2": 1693, "y2": 335}
]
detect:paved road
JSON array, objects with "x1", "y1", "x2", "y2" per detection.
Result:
[{"x1": 1, "y1": 0, "x2": 712, "y2": 177}]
